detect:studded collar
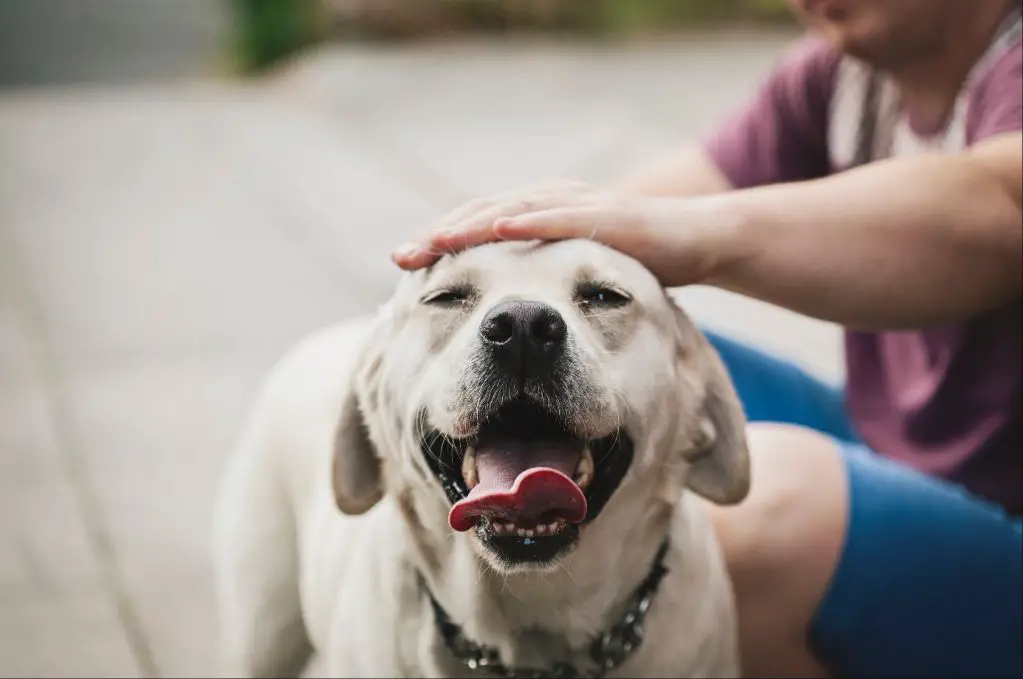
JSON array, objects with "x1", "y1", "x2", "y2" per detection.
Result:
[{"x1": 421, "y1": 539, "x2": 671, "y2": 679}]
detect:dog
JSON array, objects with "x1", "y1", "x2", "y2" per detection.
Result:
[{"x1": 213, "y1": 238, "x2": 750, "y2": 678}]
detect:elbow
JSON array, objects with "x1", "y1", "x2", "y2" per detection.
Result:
[
  {"x1": 962, "y1": 148, "x2": 1023, "y2": 306},
  {"x1": 963, "y1": 220, "x2": 1022, "y2": 318}
]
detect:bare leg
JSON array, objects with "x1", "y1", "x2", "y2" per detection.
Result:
[{"x1": 703, "y1": 423, "x2": 846, "y2": 678}]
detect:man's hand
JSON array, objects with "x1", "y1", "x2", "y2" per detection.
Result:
[
  {"x1": 391, "y1": 179, "x2": 742, "y2": 287},
  {"x1": 392, "y1": 132, "x2": 1022, "y2": 329}
]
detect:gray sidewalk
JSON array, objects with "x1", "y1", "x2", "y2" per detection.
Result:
[{"x1": 0, "y1": 30, "x2": 842, "y2": 678}]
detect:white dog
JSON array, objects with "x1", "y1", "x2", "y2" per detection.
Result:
[{"x1": 213, "y1": 239, "x2": 750, "y2": 678}]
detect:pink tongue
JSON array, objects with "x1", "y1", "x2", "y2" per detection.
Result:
[{"x1": 448, "y1": 440, "x2": 587, "y2": 532}]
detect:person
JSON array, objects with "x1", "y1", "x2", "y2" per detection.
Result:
[{"x1": 390, "y1": 0, "x2": 1023, "y2": 676}]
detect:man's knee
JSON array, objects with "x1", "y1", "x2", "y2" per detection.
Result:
[
  {"x1": 713, "y1": 424, "x2": 848, "y2": 577},
  {"x1": 705, "y1": 423, "x2": 849, "y2": 676}
]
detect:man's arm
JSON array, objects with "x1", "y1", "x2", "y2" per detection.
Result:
[{"x1": 702, "y1": 132, "x2": 1023, "y2": 330}]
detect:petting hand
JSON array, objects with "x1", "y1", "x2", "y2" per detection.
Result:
[{"x1": 391, "y1": 179, "x2": 737, "y2": 287}]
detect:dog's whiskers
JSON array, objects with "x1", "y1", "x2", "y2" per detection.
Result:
[
  {"x1": 580, "y1": 309, "x2": 621, "y2": 322},
  {"x1": 421, "y1": 429, "x2": 459, "y2": 473},
  {"x1": 553, "y1": 560, "x2": 579, "y2": 589}
]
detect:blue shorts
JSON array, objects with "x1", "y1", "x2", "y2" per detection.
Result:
[{"x1": 705, "y1": 330, "x2": 1023, "y2": 679}]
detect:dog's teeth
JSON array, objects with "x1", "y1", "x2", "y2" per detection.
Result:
[
  {"x1": 574, "y1": 446, "x2": 594, "y2": 490},
  {"x1": 535, "y1": 523, "x2": 547, "y2": 534},
  {"x1": 461, "y1": 445, "x2": 478, "y2": 489}
]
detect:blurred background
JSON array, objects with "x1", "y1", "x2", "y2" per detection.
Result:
[{"x1": 0, "y1": 1, "x2": 842, "y2": 676}]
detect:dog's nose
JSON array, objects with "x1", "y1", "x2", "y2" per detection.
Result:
[{"x1": 480, "y1": 300, "x2": 567, "y2": 379}]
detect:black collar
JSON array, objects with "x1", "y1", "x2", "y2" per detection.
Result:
[{"x1": 422, "y1": 539, "x2": 671, "y2": 679}]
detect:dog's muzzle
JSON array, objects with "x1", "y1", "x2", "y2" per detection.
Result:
[{"x1": 420, "y1": 300, "x2": 635, "y2": 567}]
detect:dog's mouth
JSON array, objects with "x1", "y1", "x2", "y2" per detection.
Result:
[{"x1": 422, "y1": 397, "x2": 633, "y2": 565}]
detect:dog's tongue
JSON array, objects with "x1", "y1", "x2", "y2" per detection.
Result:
[{"x1": 448, "y1": 439, "x2": 587, "y2": 532}]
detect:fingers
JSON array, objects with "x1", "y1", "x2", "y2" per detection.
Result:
[
  {"x1": 392, "y1": 180, "x2": 595, "y2": 270},
  {"x1": 391, "y1": 216, "x2": 510, "y2": 271},
  {"x1": 391, "y1": 242, "x2": 446, "y2": 270},
  {"x1": 431, "y1": 178, "x2": 582, "y2": 234},
  {"x1": 430, "y1": 193, "x2": 586, "y2": 251},
  {"x1": 493, "y1": 207, "x2": 611, "y2": 242}
]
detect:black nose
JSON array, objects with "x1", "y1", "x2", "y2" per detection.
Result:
[{"x1": 480, "y1": 300, "x2": 567, "y2": 381}]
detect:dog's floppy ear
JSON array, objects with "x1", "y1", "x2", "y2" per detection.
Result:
[
  {"x1": 670, "y1": 298, "x2": 751, "y2": 505},
  {"x1": 331, "y1": 334, "x2": 387, "y2": 515}
]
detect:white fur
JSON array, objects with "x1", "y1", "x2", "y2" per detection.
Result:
[{"x1": 213, "y1": 240, "x2": 748, "y2": 678}]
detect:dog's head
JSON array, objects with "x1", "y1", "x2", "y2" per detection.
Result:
[{"x1": 333, "y1": 239, "x2": 749, "y2": 573}]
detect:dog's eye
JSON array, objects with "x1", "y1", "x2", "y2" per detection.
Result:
[
  {"x1": 421, "y1": 287, "x2": 472, "y2": 306},
  {"x1": 576, "y1": 283, "x2": 631, "y2": 308}
]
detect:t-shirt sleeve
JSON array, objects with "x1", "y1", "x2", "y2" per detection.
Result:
[
  {"x1": 966, "y1": 41, "x2": 1023, "y2": 144},
  {"x1": 703, "y1": 36, "x2": 841, "y2": 188}
]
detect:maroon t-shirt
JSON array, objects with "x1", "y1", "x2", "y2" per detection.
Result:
[{"x1": 704, "y1": 29, "x2": 1023, "y2": 515}]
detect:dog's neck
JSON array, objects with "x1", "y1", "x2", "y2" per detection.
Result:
[{"x1": 407, "y1": 491, "x2": 677, "y2": 661}]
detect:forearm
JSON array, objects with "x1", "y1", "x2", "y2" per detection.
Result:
[{"x1": 694, "y1": 135, "x2": 1023, "y2": 329}]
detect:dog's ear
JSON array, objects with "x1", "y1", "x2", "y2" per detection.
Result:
[
  {"x1": 332, "y1": 335, "x2": 386, "y2": 515},
  {"x1": 670, "y1": 298, "x2": 751, "y2": 505}
]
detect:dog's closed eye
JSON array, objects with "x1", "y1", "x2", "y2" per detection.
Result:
[
  {"x1": 575, "y1": 282, "x2": 632, "y2": 309},
  {"x1": 421, "y1": 286, "x2": 475, "y2": 307}
]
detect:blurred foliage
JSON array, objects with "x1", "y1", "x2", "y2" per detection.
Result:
[
  {"x1": 231, "y1": 0, "x2": 793, "y2": 72},
  {"x1": 230, "y1": 0, "x2": 326, "y2": 72}
]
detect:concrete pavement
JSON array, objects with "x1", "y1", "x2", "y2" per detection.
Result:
[{"x1": 0, "y1": 29, "x2": 843, "y2": 677}]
